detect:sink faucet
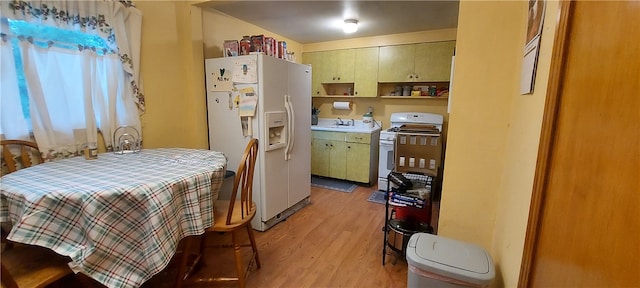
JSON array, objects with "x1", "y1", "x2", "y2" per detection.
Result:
[
  {"x1": 350, "y1": 119, "x2": 355, "y2": 126},
  {"x1": 336, "y1": 117, "x2": 344, "y2": 125}
]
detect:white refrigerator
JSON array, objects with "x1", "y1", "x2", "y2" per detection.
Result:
[{"x1": 205, "y1": 54, "x2": 311, "y2": 231}]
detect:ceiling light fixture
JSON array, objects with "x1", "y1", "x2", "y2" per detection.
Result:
[{"x1": 343, "y1": 19, "x2": 358, "y2": 33}]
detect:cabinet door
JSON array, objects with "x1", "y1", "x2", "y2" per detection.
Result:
[
  {"x1": 346, "y1": 142, "x2": 370, "y2": 183},
  {"x1": 302, "y1": 52, "x2": 325, "y2": 96},
  {"x1": 414, "y1": 41, "x2": 456, "y2": 82},
  {"x1": 354, "y1": 47, "x2": 379, "y2": 97},
  {"x1": 335, "y1": 49, "x2": 355, "y2": 83},
  {"x1": 328, "y1": 140, "x2": 347, "y2": 179},
  {"x1": 311, "y1": 138, "x2": 330, "y2": 176},
  {"x1": 321, "y1": 50, "x2": 355, "y2": 83},
  {"x1": 378, "y1": 44, "x2": 415, "y2": 82}
]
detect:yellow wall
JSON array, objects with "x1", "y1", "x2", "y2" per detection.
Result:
[
  {"x1": 137, "y1": 1, "x2": 208, "y2": 149},
  {"x1": 440, "y1": 1, "x2": 559, "y2": 287},
  {"x1": 199, "y1": 6, "x2": 303, "y2": 61}
]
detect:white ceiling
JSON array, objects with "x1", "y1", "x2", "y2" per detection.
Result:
[{"x1": 199, "y1": 1, "x2": 460, "y2": 44}]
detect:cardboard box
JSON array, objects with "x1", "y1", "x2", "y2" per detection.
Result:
[
  {"x1": 395, "y1": 133, "x2": 442, "y2": 176},
  {"x1": 223, "y1": 40, "x2": 239, "y2": 57},
  {"x1": 251, "y1": 35, "x2": 265, "y2": 53},
  {"x1": 265, "y1": 37, "x2": 276, "y2": 56}
]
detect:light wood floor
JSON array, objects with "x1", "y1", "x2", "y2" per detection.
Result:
[{"x1": 65, "y1": 184, "x2": 440, "y2": 287}]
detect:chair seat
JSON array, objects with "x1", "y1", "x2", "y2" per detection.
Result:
[
  {"x1": 2, "y1": 244, "x2": 73, "y2": 287},
  {"x1": 210, "y1": 201, "x2": 257, "y2": 232}
]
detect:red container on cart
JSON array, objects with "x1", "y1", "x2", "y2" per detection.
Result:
[{"x1": 395, "y1": 203, "x2": 431, "y2": 224}]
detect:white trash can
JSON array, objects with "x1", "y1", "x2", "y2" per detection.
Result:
[{"x1": 406, "y1": 233, "x2": 495, "y2": 288}]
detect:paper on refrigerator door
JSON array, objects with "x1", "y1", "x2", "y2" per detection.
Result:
[
  {"x1": 238, "y1": 87, "x2": 258, "y2": 117},
  {"x1": 238, "y1": 87, "x2": 258, "y2": 137},
  {"x1": 232, "y1": 58, "x2": 258, "y2": 83},
  {"x1": 209, "y1": 68, "x2": 233, "y2": 92}
]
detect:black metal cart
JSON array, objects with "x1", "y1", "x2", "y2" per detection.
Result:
[{"x1": 382, "y1": 172, "x2": 435, "y2": 265}]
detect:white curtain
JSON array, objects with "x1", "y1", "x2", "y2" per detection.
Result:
[
  {"x1": 0, "y1": 41, "x2": 31, "y2": 140},
  {"x1": 0, "y1": 0, "x2": 143, "y2": 160}
]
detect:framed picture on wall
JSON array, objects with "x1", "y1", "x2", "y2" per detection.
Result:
[
  {"x1": 520, "y1": 0, "x2": 546, "y2": 95},
  {"x1": 526, "y1": 0, "x2": 545, "y2": 50}
]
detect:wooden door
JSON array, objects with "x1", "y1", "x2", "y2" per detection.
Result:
[{"x1": 521, "y1": 1, "x2": 640, "y2": 286}]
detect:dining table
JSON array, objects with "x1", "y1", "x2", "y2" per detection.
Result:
[{"x1": 0, "y1": 148, "x2": 227, "y2": 288}]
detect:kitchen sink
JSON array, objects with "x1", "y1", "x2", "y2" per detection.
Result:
[{"x1": 326, "y1": 125, "x2": 355, "y2": 129}]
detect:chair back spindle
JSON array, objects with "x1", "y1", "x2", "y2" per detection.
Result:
[
  {"x1": 1, "y1": 140, "x2": 43, "y2": 175},
  {"x1": 226, "y1": 138, "x2": 258, "y2": 225}
]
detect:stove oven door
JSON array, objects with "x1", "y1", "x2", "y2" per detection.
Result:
[{"x1": 378, "y1": 138, "x2": 395, "y2": 190}]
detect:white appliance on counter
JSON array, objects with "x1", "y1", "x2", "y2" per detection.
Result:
[
  {"x1": 205, "y1": 54, "x2": 311, "y2": 231},
  {"x1": 378, "y1": 112, "x2": 443, "y2": 190}
]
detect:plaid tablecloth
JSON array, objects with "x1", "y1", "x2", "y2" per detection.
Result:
[{"x1": 0, "y1": 148, "x2": 227, "y2": 288}]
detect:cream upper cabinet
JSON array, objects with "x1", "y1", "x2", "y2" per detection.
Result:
[
  {"x1": 302, "y1": 51, "x2": 325, "y2": 96},
  {"x1": 414, "y1": 41, "x2": 456, "y2": 82},
  {"x1": 320, "y1": 49, "x2": 355, "y2": 84},
  {"x1": 353, "y1": 47, "x2": 379, "y2": 97},
  {"x1": 378, "y1": 41, "x2": 455, "y2": 82},
  {"x1": 378, "y1": 44, "x2": 416, "y2": 82}
]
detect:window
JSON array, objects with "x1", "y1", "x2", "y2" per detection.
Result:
[
  {"x1": 0, "y1": 1, "x2": 143, "y2": 161},
  {"x1": 6, "y1": 18, "x2": 113, "y2": 127}
]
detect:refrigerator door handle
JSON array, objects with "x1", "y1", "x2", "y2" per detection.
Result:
[
  {"x1": 284, "y1": 94, "x2": 292, "y2": 160},
  {"x1": 288, "y1": 95, "x2": 295, "y2": 160}
]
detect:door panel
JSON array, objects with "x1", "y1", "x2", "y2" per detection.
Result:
[
  {"x1": 260, "y1": 55, "x2": 289, "y2": 221},
  {"x1": 287, "y1": 62, "x2": 311, "y2": 205},
  {"x1": 524, "y1": 1, "x2": 640, "y2": 286},
  {"x1": 414, "y1": 41, "x2": 456, "y2": 82},
  {"x1": 378, "y1": 44, "x2": 414, "y2": 82},
  {"x1": 354, "y1": 47, "x2": 379, "y2": 97}
]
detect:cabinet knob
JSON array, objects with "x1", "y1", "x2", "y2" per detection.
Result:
[
  {"x1": 347, "y1": 146, "x2": 351, "y2": 149},
  {"x1": 415, "y1": 74, "x2": 420, "y2": 79},
  {"x1": 355, "y1": 91, "x2": 358, "y2": 95},
  {"x1": 409, "y1": 74, "x2": 414, "y2": 79},
  {"x1": 337, "y1": 77, "x2": 341, "y2": 80}
]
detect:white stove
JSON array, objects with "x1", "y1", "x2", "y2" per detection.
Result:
[{"x1": 378, "y1": 112, "x2": 444, "y2": 190}]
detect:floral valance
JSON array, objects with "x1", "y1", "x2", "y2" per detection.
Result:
[{"x1": 1, "y1": 0, "x2": 145, "y2": 112}]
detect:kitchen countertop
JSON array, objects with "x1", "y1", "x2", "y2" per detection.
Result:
[{"x1": 311, "y1": 118, "x2": 382, "y2": 133}]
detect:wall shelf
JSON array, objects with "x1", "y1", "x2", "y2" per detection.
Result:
[
  {"x1": 380, "y1": 96, "x2": 448, "y2": 100},
  {"x1": 313, "y1": 95, "x2": 374, "y2": 98}
]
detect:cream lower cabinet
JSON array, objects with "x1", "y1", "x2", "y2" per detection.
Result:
[
  {"x1": 312, "y1": 131, "x2": 379, "y2": 185},
  {"x1": 311, "y1": 137, "x2": 346, "y2": 179}
]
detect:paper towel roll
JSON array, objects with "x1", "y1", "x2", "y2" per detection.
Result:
[{"x1": 332, "y1": 101, "x2": 351, "y2": 110}]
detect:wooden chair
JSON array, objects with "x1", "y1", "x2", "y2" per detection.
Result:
[
  {"x1": 1, "y1": 140, "x2": 43, "y2": 175},
  {"x1": 1, "y1": 230, "x2": 74, "y2": 288},
  {"x1": 179, "y1": 138, "x2": 261, "y2": 288}
]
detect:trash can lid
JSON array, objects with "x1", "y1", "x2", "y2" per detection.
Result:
[{"x1": 406, "y1": 233, "x2": 495, "y2": 286}]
